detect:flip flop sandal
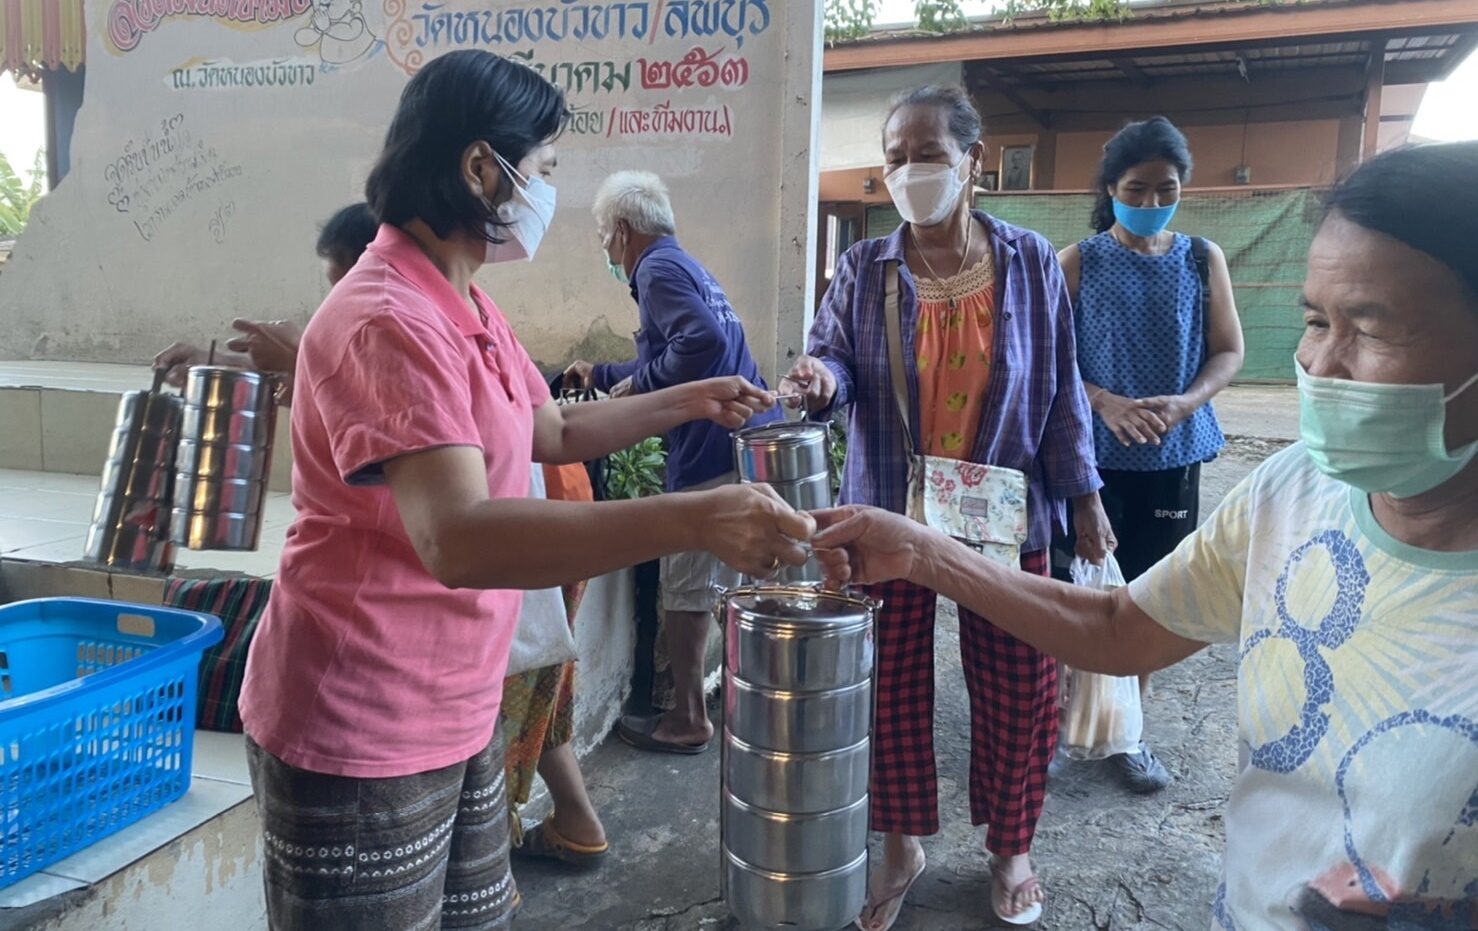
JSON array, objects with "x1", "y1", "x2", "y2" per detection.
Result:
[
  {"x1": 615, "y1": 714, "x2": 710, "y2": 755},
  {"x1": 854, "y1": 860, "x2": 926, "y2": 931},
  {"x1": 991, "y1": 870, "x2": 1044, "y2": 926},
  {"x1": 512, "y1": 816, "x2": 609, "y2": 868}
]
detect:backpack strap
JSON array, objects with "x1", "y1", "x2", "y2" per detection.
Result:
[{"x1": 1190, "y1": 236, "x2": 1211, "y2": 320}]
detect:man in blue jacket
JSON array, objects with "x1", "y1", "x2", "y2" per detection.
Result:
[{"x1": 567, "y1": 170, "x2": 780, "y2": 754}]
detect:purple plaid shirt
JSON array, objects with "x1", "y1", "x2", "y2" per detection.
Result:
[{"x1": 808, "y1": 212, "x2": 1101, "y2": 552}]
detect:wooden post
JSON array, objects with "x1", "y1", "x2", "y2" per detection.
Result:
[
  {"x1": 1034, "y1": 130, "x2": 1059, "y2": 190},
  {"x1": 1336, "y1": 116, "x2": 1364, "y2": 179},
  {"x1": 1362, "y1": 43, "x2": 1386, "y2": 160}
]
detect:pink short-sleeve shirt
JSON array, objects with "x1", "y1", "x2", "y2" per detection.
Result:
[{"x1": 239, "y1": 225, "x2": 551, "y2": 778}]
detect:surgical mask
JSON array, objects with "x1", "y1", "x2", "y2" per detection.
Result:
[
  {"x1": 1112, "y1": 199, "x2": 1178, "y2": 239},
  {"x1": 885, "y1": 157, "x2": 969, "y2": 227},
  {"x1": 604, "y1": 231, "x2": 628, "y2": 284},
  {"x1": 1296, "y1": 359, "x2": 1478, "y2": 498},
  {"x1": 483, "y1": 151, "x2": 556, "y2": 265}
]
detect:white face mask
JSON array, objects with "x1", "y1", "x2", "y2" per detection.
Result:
[
  {"x1": 885, "y1": 156, "x2": 969, "y2": 227},
  {"x1": 484, "y1": 151, "x2": 556, "y2": 265}
]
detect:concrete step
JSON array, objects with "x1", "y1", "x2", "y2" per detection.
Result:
[{"x1": 0, "y1": 361, "x2": 292, "y2": 493}]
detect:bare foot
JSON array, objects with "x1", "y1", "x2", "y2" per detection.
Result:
[
  {"x1": 991, "y1": 853, "x2": 1044, "y2": 923},
  {"x1": 856, "y1": 834, "x2": 925, "y2": 931}
]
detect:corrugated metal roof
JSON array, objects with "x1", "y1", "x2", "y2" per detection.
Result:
[
  {"x1": 839, "y1": 0, "x2": 1407, "y2": 46},
  {"x1": 984, "y1": 33, "x2": 1470, "y2": 86}
]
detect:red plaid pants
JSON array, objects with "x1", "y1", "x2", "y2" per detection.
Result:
[{"x1": 863, "y1": 550, "x2": 1057, "y2": 857}]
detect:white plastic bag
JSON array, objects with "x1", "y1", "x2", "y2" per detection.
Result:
[
  {"x1": 505, "y1": 467, "x2": 579, "y2": 676},
  {"x1": 1058, "y1": 554, "x2": 1143, "y2": 761}
]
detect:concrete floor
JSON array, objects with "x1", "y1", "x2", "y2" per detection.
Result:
[
  {"x1": 514, "y1": 390, "x2": 1297, "y2": 931},
  {"x1": 515, "y1": 641, "x2": 1240, "y2": 931}
]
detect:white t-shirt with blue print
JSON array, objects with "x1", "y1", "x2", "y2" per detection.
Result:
[{"x1": 1129, "y1": 444, "x2": 1477, "y2": 929}]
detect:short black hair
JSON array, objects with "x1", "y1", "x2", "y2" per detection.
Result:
[
  {"x1": 365, "y1": 50, "x2": 569, "y2": 244},
  {"x1": 316, "y1": 203, "x2": 377, "y2": 263},
  {"x1": 884, "y1": 85, "x2": 982, "y2": 155},
  {"x1": 1323, "y1": 140, "x2": 1478, "y2": 306},
  {"x1": 1091, "y1": 116, "x2": 1194, "y2": 233}
]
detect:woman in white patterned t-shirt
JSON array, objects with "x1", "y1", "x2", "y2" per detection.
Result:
[{"x1": 813, "y1": 140, "x2": 1478, "y2": 930}]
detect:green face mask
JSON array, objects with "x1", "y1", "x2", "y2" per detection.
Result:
[
  {"x1": 1296, "y1": 359, "x2": 1478, "y2": 498},
  {"x1": 604, "y1": 230, "x2": 628, "y2": 284},
  {"x1": 607, "y1": 256, "x2": 628, "y2": 284}
]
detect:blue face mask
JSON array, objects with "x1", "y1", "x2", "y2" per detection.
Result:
[{"x1": 1112, "y1": 199, "x2": 1178, "y2": 238}]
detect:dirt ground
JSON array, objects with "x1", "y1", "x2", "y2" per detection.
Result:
[{"x1": 515, "y1": 390, "x2": 1296, "y2": 931}]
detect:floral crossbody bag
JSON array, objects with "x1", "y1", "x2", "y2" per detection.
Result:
[{"x1": 883, "y1": 261, "x2": 1028, "y2": 568}]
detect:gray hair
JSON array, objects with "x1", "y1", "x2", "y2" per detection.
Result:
[{"x1": 592, "y1": 170, "x2": 677, "y2": 237}]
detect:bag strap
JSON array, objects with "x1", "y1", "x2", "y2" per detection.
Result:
[
  {"x1": 1190, "y1": 236, "x2": 1211, "y2": 321},
  {"x1": 881, "y1": 261, "x2": 916, "y2": 456}
]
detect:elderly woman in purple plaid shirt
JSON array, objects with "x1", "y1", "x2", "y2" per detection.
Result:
[{"x1": 788, "y1": 85, "x2": 1113, "y2": 929}]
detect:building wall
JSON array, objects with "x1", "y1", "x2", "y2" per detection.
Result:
[
  {"x1": 0, "y1": 0, "x2": 822, "y2": 381},
  {"x1": 1054, "y1": 119, "x2": 1345, "y2": 190},
  {"x1": 819, "y1": 131, "x2": 1041, "y2": 203},
  {"x1": 823, "y1": 118, "x2": 1347, "y2": 197},
  {"x1": 818, "y1": 60, "x2": 1428, "y2": 196}
]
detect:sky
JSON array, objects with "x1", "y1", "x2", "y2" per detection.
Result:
[
  {"x1": 1, "y1": 25, "x2": 1475, "y2": 181},
  {"x1": 0, "y1": 75, "x2": 45, "y2": 180}
]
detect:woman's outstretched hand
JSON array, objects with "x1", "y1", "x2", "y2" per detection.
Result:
[
  {"x1": 811, "y1": 506, "x2": 923, "y2": 588},
  {"x1": 694, "y1": 484, "x2": 816, "y2": 578},
  {"x1": 682, "y1": 376, "x2": 776, "y2": 429}
]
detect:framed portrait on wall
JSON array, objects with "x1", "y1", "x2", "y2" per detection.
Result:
[
  {"x1": 1000, "y1": 146, "x2": 1034, "y2": 191},
  {"x1": 979, "y1": 171, "x2": 999, "y2": 192}
]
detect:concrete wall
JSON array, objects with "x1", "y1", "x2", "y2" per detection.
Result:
[
  {"x1": 819, "y1": 60, "x2": 962, "y2": 172},
  {"x1": 568, "y1": 568, "x2": 637, "y2": 755},
  {"x1": 0, "y1": 0, "x2": 822, "y2": 381},
  {"x1": 20, "y1": 801, "x2": 267, "y2": 931}
]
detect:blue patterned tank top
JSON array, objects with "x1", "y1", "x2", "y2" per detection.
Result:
[{"x1": 1074, "y1": 231, "x2": 1224, "y2": 471}]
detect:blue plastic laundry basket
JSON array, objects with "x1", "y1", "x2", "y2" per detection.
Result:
[{"x1": 0, "y1": 598, "x2": 223, "y2": 889}]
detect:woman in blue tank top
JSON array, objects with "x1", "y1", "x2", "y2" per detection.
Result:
[{"x1": 1057, "y1": 116, "x2": 1245, "y2": 793}]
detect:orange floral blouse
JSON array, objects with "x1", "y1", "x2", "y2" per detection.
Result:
[{"x1": 914, "y1": 253, "x2": 996, "y2": 460}]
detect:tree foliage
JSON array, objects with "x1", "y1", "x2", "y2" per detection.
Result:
[
  {"x1": 0, "y1": 150, "x2": 46, "y2": 238},
  {"x1": 826, "y1": 0, "x2": 1132, "y2": 43},
  {"x1": 824, "y1": 0, "x2": 1295, "y2": 42}
]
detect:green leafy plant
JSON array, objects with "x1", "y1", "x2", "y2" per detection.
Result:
[
  {"x1": 605, "y1": 436, "x2": 667, "y2": 501},
  {"x1": 915, "y1": 0, "x2": 970, "y2": 33},
  {"x1": 826, "y1": 0, "x2": 883, "y2": 43},
  {"x1": 0, "y1": 150, "x2": 46, "y2": 238},
  {"x1": 828, "y1": 410, "x2": 849, "y2": 495}
]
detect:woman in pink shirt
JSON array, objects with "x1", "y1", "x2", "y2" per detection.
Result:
[{"x1": 236, "y1": 50, "x2": 811, "y2": 931}]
